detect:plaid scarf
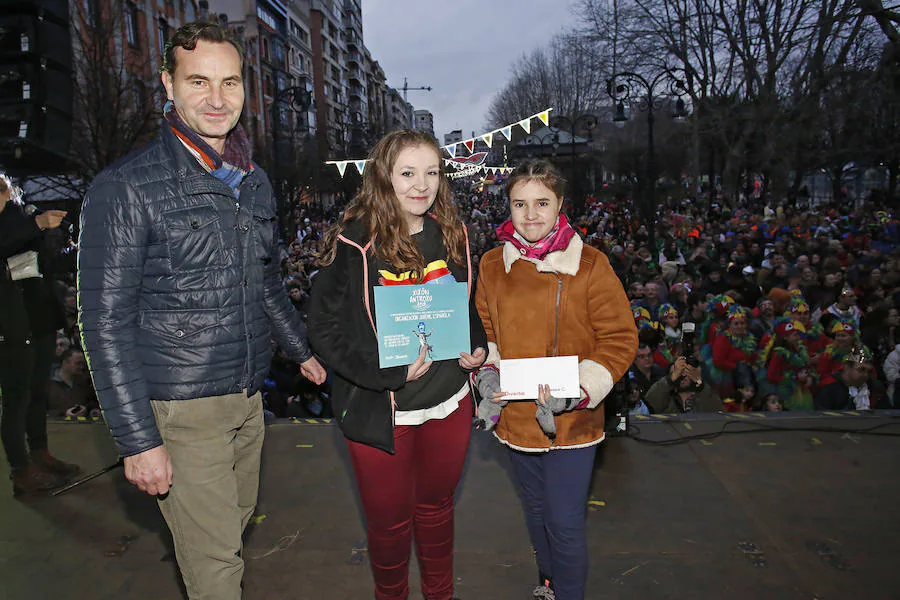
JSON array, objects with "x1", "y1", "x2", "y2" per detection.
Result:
[
  {"x1": 496, "y1": 213, "x2": 576, "y2": 261},
  {"x1": 164, "y1": 100, "x2": 253, "y2": 193}
]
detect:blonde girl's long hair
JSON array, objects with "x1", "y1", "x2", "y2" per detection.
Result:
[
  {"x1": 320, "y1": 130, "x2": 466, "y2": 276},
  {"x1": 0, "y1": 172, "x2": 23, "y2": 205}
]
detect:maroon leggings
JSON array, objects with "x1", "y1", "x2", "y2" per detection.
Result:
[{"x1": 346, "y1": 395, "x2": 472, "y2": 600}]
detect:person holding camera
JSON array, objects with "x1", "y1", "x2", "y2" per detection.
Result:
[
  {"x1": 644, "y1": 355, "x2": 723, "y2": 413},
  {"x1": 0, "y1": 172, "x2": 81, "y2": 497}
]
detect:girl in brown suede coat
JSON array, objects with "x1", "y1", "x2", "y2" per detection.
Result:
[{"x1": 474, "y1": 160, "x2": 637, "y2": 600}]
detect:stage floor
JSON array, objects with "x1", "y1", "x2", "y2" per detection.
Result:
[{"x1": 2, "y1": 412, "x2": 900, "y2": 599}]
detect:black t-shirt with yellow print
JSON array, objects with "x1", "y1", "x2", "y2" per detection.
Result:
[{"x1": 370, "y1": 218, "x2": 469, "y2": 412}]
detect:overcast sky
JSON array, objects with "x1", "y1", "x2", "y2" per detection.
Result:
[{"x1": 362, "y1": 0, "x2": 582, "y2": 141}]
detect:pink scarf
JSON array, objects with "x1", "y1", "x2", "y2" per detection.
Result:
[{"x1": 496, "y1": 214, "x2": 576, "y2": 261}]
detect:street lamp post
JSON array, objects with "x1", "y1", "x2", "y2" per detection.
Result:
[
  {"x1": 607, "y1": 71, "x2": 687, "y2": 255},
  {"x1": 548, "y1": 114, "x2": 599, "y2": 215},
  {"x1": 271, "y1": 84, "x2": 312, "y2": 236}
]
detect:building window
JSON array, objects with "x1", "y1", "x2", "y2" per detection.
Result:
[
  {"x1": 132, "y1": 79, "x2": 146, "y2": 114},
  {"x1": 257, "y1": 6, "x2": 277, "y2": 31},
  {"x1": 331, "y1": 65, "x2": 340, "y2": 82},
  {"x1": 248, "y1": 68, "x2": 257, "y2": 97},
  {"x1": 157, "y1": 18, "x2": 169, "y2": 56},
  {"x1": 125, "y1": 3, "x2": 140, "y2": 47},
  {"x1": 261, "y1": 38, "x2": 269, "y2": 61},
  {"x1": 272, "y1": 40, "x2": 285, "y2": 69}
]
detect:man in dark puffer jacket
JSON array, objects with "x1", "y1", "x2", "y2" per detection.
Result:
[{"x1": 77, "y1": 21, "x2": 325, "y2": 600}]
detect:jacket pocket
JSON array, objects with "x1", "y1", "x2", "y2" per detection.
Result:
[
  {"x1": 251, "y1": 205, "x2": 276, "y2": 263},
  {"x1": 138, "y1": 308, "x2": 220, "y2": 346},
  {"x1": 162, "y1": 205, "x2": 225, "y2": 271}
]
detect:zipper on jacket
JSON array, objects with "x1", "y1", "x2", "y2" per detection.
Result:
[{"x1": 553, "y1": 274, "x2": 563, "y2": 356}]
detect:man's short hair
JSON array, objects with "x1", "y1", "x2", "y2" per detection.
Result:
[
  {"x1": 162, "y1": 20, "x2": 244, "y2": 75},
  {"x1": 60, "y1": 348, "x2": 84, "y2": 363}
]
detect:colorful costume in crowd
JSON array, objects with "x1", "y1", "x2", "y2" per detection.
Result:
[
  {"x1": 706, "y1": 307, "x2": 757, "y2": 398},
  {"x1": 764, "y1": 320, "x2": 813, "y2": 410},
  {"x1": 816, "y1": 321, "x2": 857, "y2": 389},
  {"x1": 654, "y1": 304, "x2": 680, "y2": 368}
]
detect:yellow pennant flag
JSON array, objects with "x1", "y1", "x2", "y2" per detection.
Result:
[
  {"x1": 481, "y1": 132, "x2": 494, "y2": 147},
  {"x1": 537, "y1": 110, "x2": 551, "y2": 126}
]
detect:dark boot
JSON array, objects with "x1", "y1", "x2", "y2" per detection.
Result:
[
  {"x1": 30, "y1": 449, "x2": 82, "y2": 478},
  {"x1": 10, "y1": 464, "x2": 66, "y2": 497}
]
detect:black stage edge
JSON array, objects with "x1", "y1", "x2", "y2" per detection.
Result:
[{"x1": 2, "y1": 412, "x2": 899, "y2": 599}]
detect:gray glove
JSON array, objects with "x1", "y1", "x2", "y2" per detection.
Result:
[
  {"x1": 535, "y1": 394, "x2": 578, "y2": 439},
  {"x1": 475, "y1": 368, "x2": 505, "y2": 431}
]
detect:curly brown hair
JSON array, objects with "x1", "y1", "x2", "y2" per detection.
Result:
[{"x1": 320, "y1": 130, "x2": 466, "y2": 276}]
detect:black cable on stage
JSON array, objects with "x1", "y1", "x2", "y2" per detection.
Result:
[{"x1": 623, "y1": 415, "x2": 900, "y2": 446}]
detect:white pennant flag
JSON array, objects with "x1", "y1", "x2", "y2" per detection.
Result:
[
  {"x1": 517, "y1": 118, "x2": 532, "y2": 134},
  {"x1": 336, "y1": 161, "x2": 348, "y2": 177},
  {"x1": 354, "y1": 161, "x2": 366, "y2": 175}
]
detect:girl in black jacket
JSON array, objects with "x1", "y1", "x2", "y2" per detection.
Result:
[
  {"x1": 0, "y1": 173, "x2": 80, "y2": 496},
  {"x1": 308, "y1": 130, "x2": 486, "y2": 600}
]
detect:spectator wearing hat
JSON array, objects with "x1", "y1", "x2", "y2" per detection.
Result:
[
  {"x1": 763, "y1": 320, "x2": 814, "y2": 410},
  {"x1": 700, "y1": 264, "x2": 730, "y2": 297},
  {"x1": 700, "y1": 294, "x2": 735, "y2": 349},
  {"x1": 824, "y1": 286, "x2": 862, "y2": 329},
  {"x1": 632, "y1": 306, "x2": 655, "y2": 331},
  {"x1": 814, "y1": 346, "x2": 877, "y2": 410},
  {"x1": 654, "y1": 304, "x2": 681, "y2": 368},
  {"x1": 789, "y1": 299, "x2": 829, "y2": 360},
  {"x1": 740, "y1": 265, "x2": 763, "y2": 307},
  {"x1": 767, "y1": 287, "x2": 793, "y2": 315},
  {"x1": 816, "y1": 321, "x2": 860, "y2": 388},
  {"x1": 708, "y1": 306, "x2": 758, "y2": 398}
]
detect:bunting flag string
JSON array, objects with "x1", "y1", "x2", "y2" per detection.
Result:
[
  {"x1": 327, "y1": 107, "x2": 553, "y2": 176},
  {"x1": 446, "y1": 165, "x2": 514, "y2": 179}
]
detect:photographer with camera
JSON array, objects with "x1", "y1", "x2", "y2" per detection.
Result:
[
  {"x1": 0, "y1": 172, "x2": 81, "y2": 497},
  {"x1": 645, "y1": 323, "x2": 723, "y2": 413}
]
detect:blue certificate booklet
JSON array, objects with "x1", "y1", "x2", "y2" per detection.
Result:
[{"x1": 373, "y1": 282, "x2": 471, "y2": 368}]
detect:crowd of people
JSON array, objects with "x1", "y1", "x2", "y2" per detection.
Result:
[
  {"x1": 2, "y1": 19, "x2": 898, "y2": 600},
  {"x1": 269, "y1": 178, "x2": 900, "y2": 420}
]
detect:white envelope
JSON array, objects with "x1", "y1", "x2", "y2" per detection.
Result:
[{"x1": 499, "y1": 356, "x2": 580, "y2": 400}]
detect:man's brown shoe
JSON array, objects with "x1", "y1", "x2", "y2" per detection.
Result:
[
  {"x1": 11, "y1": 465, "x2": 66, "y2": 497},
  {"x1": 30, "y1": 449, "x2": 82, "y2": 478}
]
